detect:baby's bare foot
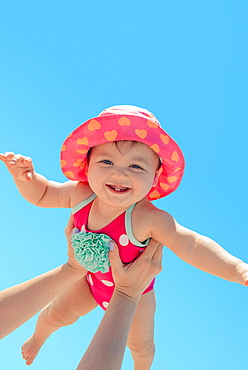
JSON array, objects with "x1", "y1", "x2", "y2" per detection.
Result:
[{"x1": 21, "y1": 335, "x2": 44, "y2": 365}]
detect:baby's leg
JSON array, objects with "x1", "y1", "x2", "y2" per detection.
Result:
[
  {"x1": 127, "y1": 290, "x2": 156, "y2": 370},
  {"x1": 21, "y1": 276, "x2": 97, "y2": 365}
]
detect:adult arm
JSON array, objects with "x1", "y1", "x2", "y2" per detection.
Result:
[
  {"x1": 77, "y1": 239, "x2": 163, "y2": 370},
  {"x1": 0, "y1": 263, "x2": 86, "y2": 339},
  {"x1": 0, "y1": 215, "x2": 86, "y2": 339}
]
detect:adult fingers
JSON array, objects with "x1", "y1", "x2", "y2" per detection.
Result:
[
  {"x1": 142, "y1": 239, "x2": 162, "y2": 260},
  {"x1": 108, "y1": 241, "x2": 122, "y2": 270},
  {"x1": 151, "y1": 243, "x2": 163, "y2": 264},
  {"x1": 134, "y1": 240, "x2": 162, "y2": 270},
  {"x1": 135, "y1": 241, "x2": 163, "y2": 278},
  {"x1": 152, "y1": 243, "x2": 163, "y2": 275},
  {"x1": 65, "y1": 214, "x2": 74, "y2": 238}
]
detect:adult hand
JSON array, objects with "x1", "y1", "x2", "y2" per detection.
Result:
[
  {"x1": 109, "y1": 239, "x2": 163, "y2": 299},
  {"x1": 65, "y1": 214, "x2": 87, "y2": 273},
  {"x1": 77, "y1": 239, "x2": 163, "y2": 370}
]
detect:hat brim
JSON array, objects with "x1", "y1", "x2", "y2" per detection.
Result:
[{"x1": 60, "y1": 114, "x2": 185, "y2": 200}]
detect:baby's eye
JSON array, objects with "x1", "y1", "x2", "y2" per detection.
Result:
[
  {"x1": 130, "y1": 164, "x2": 144, "y2": 170},
  {"x1": 101, "y1": 160, "x2": 113, "y2": 165}
]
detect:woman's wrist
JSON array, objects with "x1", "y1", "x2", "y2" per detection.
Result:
[
  {"x1": 113, "y1": 288, "x2": 141, "y2": 305},
  {"x1": 65, "y1": 261, "x2": 87, "y2": 277}
]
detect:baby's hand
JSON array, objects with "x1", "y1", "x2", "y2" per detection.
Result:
[
  {"x1": 0, "y1": 152, "x2": 34, "y2": 182},
  {"x1": 235, "y1": 262, "x2": 248, "y2": 286}
]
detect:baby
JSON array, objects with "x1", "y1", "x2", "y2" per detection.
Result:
[{"x1": 1, "y1": 105, "x2": 248, "y2": 369}]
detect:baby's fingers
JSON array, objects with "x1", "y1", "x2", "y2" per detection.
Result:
[
  {"x1": 243, "y1": 274, "x2": 248, "y2": 286},
  {"x1": 8, "y1": 154, "x2": 32, "y2": 166},
  {"x1": 0, "y1": 152, "x2": 32, "y2": 167},
  {"x1": 0, "y1": 152, "x2": 15, "y2": 163},
  {"x1": 235, "y1": 263, "x2": 248, "y2": 286}
]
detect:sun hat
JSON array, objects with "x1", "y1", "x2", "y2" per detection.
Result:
[{"x1": 60, "y1": 105, "x2": 185, "y2": 200}]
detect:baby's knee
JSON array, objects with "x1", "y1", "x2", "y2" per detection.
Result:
[
  {"x1": 128, "y1": 338, "x2": 155, "y2": 360},
  {"x1": 45, "y1": 304, "x2": 79, "y2": 328}
]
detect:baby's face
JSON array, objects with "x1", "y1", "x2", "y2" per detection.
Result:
[{"x1": 87, "y1": 141, "x2": 160, "y2": 208}]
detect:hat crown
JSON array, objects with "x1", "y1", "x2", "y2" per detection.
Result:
[{"x1": 98, "y1": 105, "x2": 161, "y2": 127}]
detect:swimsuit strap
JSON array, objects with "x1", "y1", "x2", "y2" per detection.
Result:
[
  {"x1": 71, "y1": 193, "x2": 97, "y2": 215},
  {"x1": 125, "y1": 204, "x2": 150, "y2": 247},
  {"x1": 72, "y1": 195, "x2": 150, "y2": 247}
]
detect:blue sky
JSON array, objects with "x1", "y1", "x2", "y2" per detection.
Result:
[{"x1": 0, "y1": 1, "x2": 248, "y2": 369}]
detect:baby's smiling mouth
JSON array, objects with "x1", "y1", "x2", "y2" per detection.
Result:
[{"x1": 106, "y1": 184, "x2": 130, "y2": 193}]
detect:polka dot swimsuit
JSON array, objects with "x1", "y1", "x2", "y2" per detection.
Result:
[{"x1": 72, "y1": 193, "x2": 155, "y2": 310}]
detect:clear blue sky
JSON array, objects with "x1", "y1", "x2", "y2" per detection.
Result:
[{"x1": 1, "y1": 1, "x2": 248, "y2": 369}]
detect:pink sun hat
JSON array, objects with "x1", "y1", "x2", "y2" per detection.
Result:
[{"x1": 60, "y1": 105, "x2": 185, "y2": 200}]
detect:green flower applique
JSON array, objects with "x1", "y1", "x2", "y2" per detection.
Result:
[{"x1": 71, "y1": 231, "x2": 112, "y2": 273}]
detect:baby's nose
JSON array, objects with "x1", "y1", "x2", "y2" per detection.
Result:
[{"x1": 111, "y1": 167, "x2": 127, "y2": 179}]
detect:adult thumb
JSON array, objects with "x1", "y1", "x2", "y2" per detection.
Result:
[{"x1": 108, "y1": 241, "x2": 122, "y2": 269}]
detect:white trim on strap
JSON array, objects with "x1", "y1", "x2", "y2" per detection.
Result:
[
  {"x1": 125, "y1": 204, "x2": 150, "y2": 247},
  {"x1": 71, "y1": 193, "x2": 96, "y2": 215}
]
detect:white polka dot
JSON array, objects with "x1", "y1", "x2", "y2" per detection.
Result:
[
  {"x1": 88, "y1": 274, "x2": 94, "y2": 286},
  {"x1": 101, "y1": 280, "x2": 114, "y2": 287},
  {"x1": 103, "y1": 302, "x2": 109, "y2": 309},
  {"x1": 119, "y1": 234, "x2": 129, "y2": 246},
  {"x1": 81, "y1": 225, "x2": 86, "y2": 232}
]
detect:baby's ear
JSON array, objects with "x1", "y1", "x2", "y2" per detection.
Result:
[
  {"x1": 152, "y1": 168, "x2": 162, "y2": 186},
  {"x1": 152, "y1": 172, "x2": 159, "y2": 187}
]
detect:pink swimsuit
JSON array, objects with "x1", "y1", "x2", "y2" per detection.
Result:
[{"x1": 72, "y1": 193, "x2": 155, "y2": 310}]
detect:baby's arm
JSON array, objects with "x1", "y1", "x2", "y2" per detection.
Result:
[
  {"x1": 0, "y1": 152, "x2": 76, "y2": 208},
  {"x1": 149, "y1": 208, "x2": 248, "y2": 286}
]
